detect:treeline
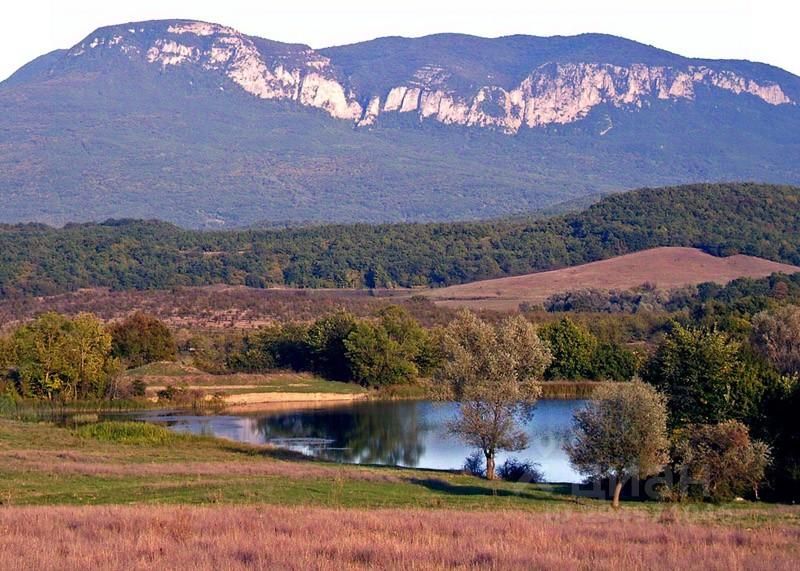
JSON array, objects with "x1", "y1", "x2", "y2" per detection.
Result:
[
  {"x1": 545, "y1": 271, "x2": 800, "y2": 315},
  {"x1": 0, "y1": 183, "x2": 798, "y2": 297},
  {"x1": 206, "y1": 310, "x2": 639, "y2": 386},
  {"x1": 0, "y1": 313, "x2": 175, "y2": 400},
  {"x1": 0, "y1": 308, "x2": 638, "y2": 403}
]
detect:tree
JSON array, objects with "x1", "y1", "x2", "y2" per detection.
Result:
[
  {"x1": 752, "y1": 305, "x2": 800, "y2": 375},
  {"x1": 306, "y1": 311, "x2": 358, "y2": 381},
  {"x1": 591, "y1": 342, "x2": 640, "y2": 381},
  {"x1": 343, "y1": 306, "x2": 439, "y2": 387},
  {"x1": 344, "y1": 322, "x2": 417, "y2": 387},
  {"x1": 540, "y1": 317, "x2": 597, "y2": 380},
  {"x1": 70, "y1": 312, "x2": 118, "y2": 399},
  {"x1": 642, "y1": 323, "x2": 756, "y2": 427},
  {"x1": 12, "y1": 312, "x2": 116, "y2": 400},
  {"x1": 672, "y1": 420, "x2": 771, "y2": 502},
  {"x1": 373, "y1": 306, "x2": 438, "y2": 374},
  {"x1": 566, "y1": 382, "x2": 670, "y2": 508},
  {"x1": 13, "y1": 312, "x2": 73, "y2": 398},
  {"x1": 436, "y1": 311, "x2": 551, "y2": 480},
  {"x1": 109, "y1": 312, "x2": 176, "y2": 368},
  {"x1": 231, "y1": 323, "x2": 311, "y2": 373},
  {"x1": 760, "y1": 378, "x2": 800, "y2": 501}
]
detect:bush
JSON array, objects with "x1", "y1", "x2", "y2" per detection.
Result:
[
  {"x1": 130, "y1": 379, "x2": 147, "y2": 398},
  {"x1": 155, "y1": 385, "x2": 206, "y2": 408},
  {"x1": 75, "y1": 421, "x2": 177, "y2": 445},
  {"x1": 672, "y1": 420, "x2": 771, "y2": 502},
  {"x1": 0, "y1": 391, "x2": 19, "y2": 415},
  {"x1": 497, "y1": 458, "x2": 544, "y2": 483},
  {"x1": 462, "y1": 451, "x2": 485, "y2": 477}
]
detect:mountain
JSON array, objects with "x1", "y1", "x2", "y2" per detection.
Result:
[{"x1": 1, "y1": 20, "x2": 799, "y2": 228}]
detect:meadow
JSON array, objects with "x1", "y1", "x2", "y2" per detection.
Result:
[
  {"x1": 1, "y1": 417, "x2": 798, "y2": 570},
  {"x1": 2, "y1": 506, "x2": 799, "y2": 570}
]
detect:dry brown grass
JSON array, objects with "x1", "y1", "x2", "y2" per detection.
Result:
[
  {"x1": 0, "y1": 285, "x2": 461, "y2": 331},
  {"x1": 0, "y1": 505, "x2": 797, "y2": 570},
  {"x1": 425, "y1": 247, "x2": 800, "y2": 311}
]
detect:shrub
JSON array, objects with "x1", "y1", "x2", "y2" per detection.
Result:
[
  {"x1": 462, "y1": 451, "x2": 485, "y2": 477},
  {"x1": 75, "y1": 421, "x2": 177, "y2": 445},
  {"x1": 130, "y1": 379, "x2": 147, "y2": 398},
  {"x1": 672, "y1": 420, "x2": 771, "y2": 502},
  {"x1": 497, "y1": 458, "x2": 544, "y2": 483}
]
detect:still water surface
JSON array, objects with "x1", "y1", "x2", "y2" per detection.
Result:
[{"x1": 137, "y1": 399, "x2": 586, "y2": 483}]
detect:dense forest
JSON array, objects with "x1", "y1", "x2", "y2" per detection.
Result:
[{"x1": 0, "y1": 183, "x2": 798, "y2": 297}]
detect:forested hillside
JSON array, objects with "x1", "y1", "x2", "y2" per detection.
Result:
[{"x1": 0, "y1": 183, "x2": 797, "y2": 297}]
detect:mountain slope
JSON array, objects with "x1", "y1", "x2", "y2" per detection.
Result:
[{"x1": 1, "y1": 20, "x2": 799, "y2": 227}]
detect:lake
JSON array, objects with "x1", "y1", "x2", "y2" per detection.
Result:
[{"x1": 135, "y1": 399, "x2": 586, "y2": 483}]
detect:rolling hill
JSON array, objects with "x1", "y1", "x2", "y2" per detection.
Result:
[
  {"x1": 0, "y1": 183, "x2": 797, "y2": 298},
  {"x1": 0, "y1": 20, "x2": 799, "y2": 227},
  {"x1": 423, "y1": 247, "x2": 800, "y2": 310}
]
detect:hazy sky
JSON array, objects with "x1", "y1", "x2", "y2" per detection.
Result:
[{"x1": 1, "y1": 0, "x2": 798, "y2": 81}]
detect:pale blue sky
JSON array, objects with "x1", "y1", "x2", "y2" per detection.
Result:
[{"x1": 1, "y1": 0, "x2": 798, "y2": 81}]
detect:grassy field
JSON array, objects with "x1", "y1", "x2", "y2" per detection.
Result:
[
  {"x1": 0, "y1": 418, "x2": 796, "y2": 520},
  {"x1": 2, "y1": 505, "x2": 798, "y2": 570},
  {"x1": 1, "y1": 418, "x2": 798, "y2": 569}
]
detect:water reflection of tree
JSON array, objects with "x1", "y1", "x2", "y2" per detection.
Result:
[{"x1": 254, "y1": 402, "x2": 427, "y2": 466}]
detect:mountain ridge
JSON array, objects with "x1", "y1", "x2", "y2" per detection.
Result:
[
  {"x1": 1, "y1": 19, "x2": 799, "y2": 228},
  {"x1": 9, "y1": 19, "x2": 797, "y2": 130}
]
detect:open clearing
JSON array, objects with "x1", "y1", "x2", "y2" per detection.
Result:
[{"x1": 425, "y1": 247, "x2": 800, "y2": 311}]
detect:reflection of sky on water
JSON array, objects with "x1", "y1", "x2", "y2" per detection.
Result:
[{"x1": 136, "y1": 399, "x2": 585, "y2": 483}]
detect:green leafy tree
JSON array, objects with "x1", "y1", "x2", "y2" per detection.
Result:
[
  {"x1": 70, "y1": 312, "x2": 118, "y2": 399},
  {"x1": 592, "y1": 342, "x2": 640, "y2": 381},
  {"x1": 306, "y1": 311, "x2": 358, "y2": 381},
  {"x1": 540, "y1": 317, "x2": 597, "y2": 380},
  {"x1": 230, "y1": 323, "x2": 311, "y2": 373},
  {"x1": 436, "y1": 311, "x2": 551, "y2": 480},
  {"x1": 344, "y1": 322, "x2": 417, "y2": 387},
  {"x1": 13, "y1": 312, "x2": 72, "y2": 398},
  {"x1": 642, "y1": 323, "x2": 757, "y2": 427},
  {"x1": 760, "y1": 378, "x2": 800, "y2": 501},
  {"x1": 12, "y1": 312, "x2": 116, "y2": 400},
  {"x1": 343, "y1": 307, "x2": 436, "y2": 387},
  {"x1": 566, "y1": 382, "x2": 670, "y2": 508},
  {"x1": 110, "y1": 312, "x2": 176, "y2": 368}
]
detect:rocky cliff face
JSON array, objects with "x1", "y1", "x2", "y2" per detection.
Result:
[
  {"x1": 2, "y1": 19, "x2": 799, "y2": 228},
  {"x1": 60, "y1": 20, "x2": 793, "y2": 134}
]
